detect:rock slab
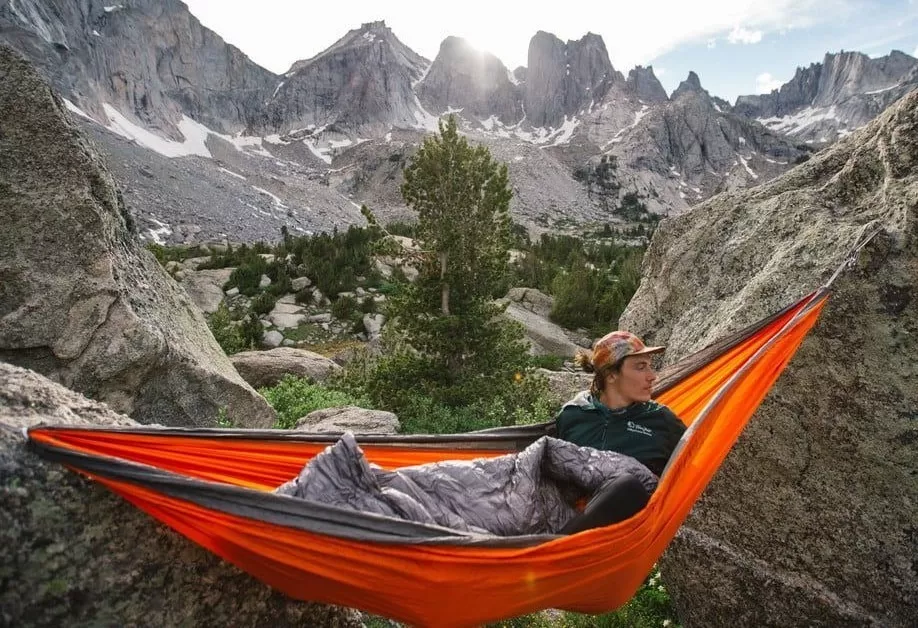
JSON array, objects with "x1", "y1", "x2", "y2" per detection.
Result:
[
  {"x1": 620, "y1": 88, "x2": 918, "y2": 626},
  {"x1": 0, "y1": 47, "x2": 274, "y2": 428},
  {"x1": 0, "y1": 362, "x2": 358, "y2": 627}
]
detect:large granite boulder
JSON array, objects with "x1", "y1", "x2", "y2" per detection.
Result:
[
  {"x1": 0, "y1": 47, "x2": 274, "y2": 428},
  {"x1": 501, "y1": 302, "x2": 581, "y2": 357},
  {"x1": 0, "y1": 362, "x2": 359, "y2": 627},
  {"x1": 620, "y1": 88, "x2": 918, "y2": 626},
  {"x1": 179, "y1": 267, "x2": 234, "y2": 314},
  {"x1": 295, "y1": 406, "x2": 400, "y2": 434},
  {"x1": 230, "y1": 347, "x2": 342, "y2": 389},
  {"x1": 504, "y1": 287, "x2": 555, "y2": 319},
  {"x1": 537, "y1": 368, "x2": 592, "y2": 407}
]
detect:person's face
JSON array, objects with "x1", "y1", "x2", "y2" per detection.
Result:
[{"x1": 608, "y1": 355, "x2": 658, "y2": 404}]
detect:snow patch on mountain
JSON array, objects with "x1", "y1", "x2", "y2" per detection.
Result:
[
  {"x1": 103, "y1": 104, "x2": 212, "y2": 158},
  {"x1": 63, "y1": 98, "x2": 92, "y2": 120},
  {"x1": 758, "y1": 106, "x2": 841, "y2": 135}
]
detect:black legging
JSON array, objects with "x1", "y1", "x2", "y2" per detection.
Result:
[{"x1": 560, "y1": 474, "x2": 651, "y2": 534}]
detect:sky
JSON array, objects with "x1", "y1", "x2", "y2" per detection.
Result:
[{"x1": 182, "y1": 0, "x2": 918, "y2": 103}]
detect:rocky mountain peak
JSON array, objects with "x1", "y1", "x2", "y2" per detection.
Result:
[
  {"x1": 267, "y1": 21, "x2": 429, "y2": 134},
  {"x1": 732, "y1": 48, "x2": 918, "y2": 142},
  {"x1": 523, "y1": 30, "x2": 619, "y2": 128},
  {"x1": 625, "y1": 65, "x2": 668, "y2": 103},
  {"x1": 416, "y1": 36, "x2": 522, "y2": 124},
  {"x1": 286, "y1": 19, "x2": 426, "y2": 79},
  {"x1": 671, "y1": 71, "x2": 707, "y2": 100},
  {"x1": 0, "y1": 0, "x2": 278, "y2": 137}
]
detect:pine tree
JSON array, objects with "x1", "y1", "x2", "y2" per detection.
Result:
[
  {"x1": 381, "y1": 114, "x2": 529, "y2": 400},
  {"x1": 401, "y1": 114, "x2": 513, "y2": 316}
]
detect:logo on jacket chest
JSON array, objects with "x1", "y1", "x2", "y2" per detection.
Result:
[{"x1": 626, "y1": 420, "x2": 654, "y2": 437}]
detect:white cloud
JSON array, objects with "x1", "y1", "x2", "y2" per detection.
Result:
[
  {"x1": 707, "y1": 38, "x2": 717, "y2": 48},
  {"x1": 655, "y1": 67, "x2": 666, "y2": 76},
  {"x1": 755, "y1": 72, "x2": 784, "y2": 93},
  {"x1": 728, "y1": 26, "x2": 764, "y2": 44}
]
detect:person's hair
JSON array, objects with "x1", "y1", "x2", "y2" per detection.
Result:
[{"x1": 574, "y1": 350, "x2": 624, "y2": 396}]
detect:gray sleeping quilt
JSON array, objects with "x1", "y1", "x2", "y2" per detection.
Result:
[{"x1": 276, "y1": 432, "x2": 657, "y2": 536}]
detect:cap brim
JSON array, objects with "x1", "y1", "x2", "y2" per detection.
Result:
[{"x1": 632, "y1": 346, "x2": 665, "y2": 356}]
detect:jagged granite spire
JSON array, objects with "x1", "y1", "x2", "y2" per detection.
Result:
[
  {"x1": 625, "y1": 66, "x2": 668, "y2": 103},
  {"x1": 671, "y1": 71, "x2": 707, "y2": 100},
  {"x1": 523, "y1": 31, "x2": 621, "y2": 127},
  {"x1": 265, "y1": 20, "x2": 430, "y2": 134},
  {"x1": 416, "y1": 36, "x2": 522, "y2": 124}
]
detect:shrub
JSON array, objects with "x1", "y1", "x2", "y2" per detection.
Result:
[
  {"x1": 226, "y1": 253, "x2": 268, "y2": 296},
  {"x1": 207, "y1": 303, "x2": 246, "y2": 355},
  {"x1": 259, "y1": 375, "x2": 370, "y2": 429},
  {"x1": 529, "y1": 354, "x2": 566, "y2": 371},
  {"x1": 238, "y1": 313, "x2": 264, "y2": 350},
  {"x1": 250, "y1": 292, "x2": 277, "y2": 316},
  {"x1": 294, "y1": 288, "x2": 313, "y2": 304},
  {"x1": 331, "y1": 294, "x2": 359, "y2": 321}
]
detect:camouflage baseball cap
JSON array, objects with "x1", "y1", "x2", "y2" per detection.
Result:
[{"x1": 591, "y1": 331, "x2": 664, "y2": 370}]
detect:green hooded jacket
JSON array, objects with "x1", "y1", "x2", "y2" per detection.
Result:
[{"x1": 555, "y1": 391, "x2": 686, "y2": 476}]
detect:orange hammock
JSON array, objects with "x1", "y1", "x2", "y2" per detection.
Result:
[{"x1": 28, "y1": 288, "x2": 828, "y2": 627}]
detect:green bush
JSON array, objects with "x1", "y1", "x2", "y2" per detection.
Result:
[
  {"x1": 528, "y1": 354, "x2": 566, "y2": 371},
  {"x1": 510, "y1": 234, "x2": 645, "y2": 334},
  {"x1": 146, "y1": 243, "x2": 210, "y2": 266},
  {"x1": 226, "y1": 253, "x2": 268, "y2": 296},
  {"x1": 250, "y1": 292, "x2": 277, "y2": 316},
  {"x1": 259, "y1": 375, "x2": 370, "y2": 429},
  {"x1": 207, "y1": 303, "x2": 247, "y2": 355},
  {"x1": 239, "y1": 313, "x2": 264, "y2": 350},
  {"x1": 331, "y1": 294, "x2": 359, "y2": 321},
  {"x1": 287, "y1": 225, "x2": 381, "y2": 297},
  {"x1": 333, "y1": 341, "x2": 556, "y2": 435},
  {"x1": 265, "y1": 260, "x2": 293, "y2": 296}
]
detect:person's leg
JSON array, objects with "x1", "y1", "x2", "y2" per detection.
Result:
[{"x1": 560, "y1": 474, "x2": 651, "y2": 534}]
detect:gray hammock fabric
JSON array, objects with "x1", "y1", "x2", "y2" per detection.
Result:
[{"x1": 276, "y1": 432, "x2": 658, "y2": 536}]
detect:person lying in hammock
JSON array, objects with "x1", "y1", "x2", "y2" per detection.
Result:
[{"x1": 555, "y1": 331, "x2": 686, "y2": 534}]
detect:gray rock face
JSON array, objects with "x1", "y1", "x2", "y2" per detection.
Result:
[
  {"x1": 608, "y1": 89, "x2": 809, "y2": 214},
  {"x1": 734, "y1": 51, "x2": 918, "y2": 142},
  {"x1": 0, "y1": 0, "x2": 278, "y2": 137},
  {"x1": 0, "y1": 363, "x2": 360, "y2": 627},
  {"x1": 670, "y1": 71, "x2": 707, "y2": 101},
  {"x1": 620, "y1": 88, "x2": 918, "y2": 626},
  {"x1": 295, "y1": 405, "x2": 400, "y2": 434},
  {"x1": 502, "y1": 302, "x2": 581, "y2": 357},
  {"x1": 416, "y1": 36, "x2": 522, "y2": 124},
  {"x1": 230, "y1": 347, "x2": 342, "y2": 389},
  {"x1": 0, "y1": 47, "x2": 275, "y2": 428},
  {"x1": 179, "y1": 267, "x2": 233, "y2": 314},
  {"x1": 625, "y1": 66, "x2": 668, "y2": 103},
  {"x1": 265, "y1": 21, "x2": 429, "y2": 135},
  {"x1": 537, "y1": 367, "x2": 592, "y2": 407},
  {"x1": 504, "y1": 287, "x2": 555, "y2": 318},
  {"x1": 523, "y1": 31, "x2": 621, "y2": 128}
]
